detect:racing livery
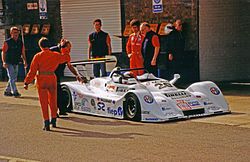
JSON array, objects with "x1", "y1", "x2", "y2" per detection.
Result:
[{"x1": 61, "y1": 67, "x2": 230, "y2": 122}]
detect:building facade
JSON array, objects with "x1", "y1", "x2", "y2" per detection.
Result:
[{"x1": 1, "y1": 0, "x2": 250, "y2": 81}]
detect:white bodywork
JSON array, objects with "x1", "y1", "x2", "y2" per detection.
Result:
[{"x1": 61, "y1": 70, "x2": 230, "y2": 122}]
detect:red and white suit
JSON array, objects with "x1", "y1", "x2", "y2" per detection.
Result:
[{"x1": 126, "y1": 32, "x2": 144, "y2": 77}]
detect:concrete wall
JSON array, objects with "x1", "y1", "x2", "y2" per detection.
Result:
[{"x1": 199, "y1": 0, "x2": 250, "y2": 81}]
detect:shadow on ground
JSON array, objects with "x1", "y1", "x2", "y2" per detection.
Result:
[{"x1": 52, "y1": 126, "x2": 147, "y2": 139}]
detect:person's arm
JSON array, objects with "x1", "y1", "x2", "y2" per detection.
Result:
[
  {"x1": 24, "y1": 55, "x2": 39, "y2": 89},
  {"x1": 165, "y1": 32, "x2": 174, "y2": 61},
  {"x1": 126, "y1": 35, "x2": 132, "y2": 58},
  {"x1": 151, "y1": 35, "x2": 160, "y2": 66},
  {"x1": 88, "y1": 36, "x2": 92, "y2": 59},
  {"x1": 21, "y1": 44, "x2": 27, "y2": 68},
  {"x1": 106, "y1": 34, "x2": 112, "y2": 55},
  {"x1": 1, "y1": 42, "x2": 8, "y2": 68},
  {"x1": 66, "y1": 62, "x2": 85, "y2": 83}
]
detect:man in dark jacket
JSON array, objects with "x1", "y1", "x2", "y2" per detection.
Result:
[
  {"x1": 50, "y1": 39, "x2": 84, "y2": 116},
  {"x1": 165, "y1": 19, "x2": 185, "y2": 79},
  {"x1": 1, "y1": 26, "x2": 27, "y2": 97},
  {"x1": 88, "y1": 19, "x2": 112, "y2": 77},
  {"x1": 140, "y1": 22, "x2": 160, "y2": 76}
]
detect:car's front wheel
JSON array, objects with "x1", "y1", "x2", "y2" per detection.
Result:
[
  {"x1": 61, "y1": 85, "x2": 73, "y2": 112},
  {"x1": 124, "y1": 93, "x2": 141, "y2": 121}
]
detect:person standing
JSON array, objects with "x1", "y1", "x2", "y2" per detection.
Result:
[
  {"x1": 50, "y1": 39, "x2": 84, "y2": 116},
  {"x1": 140, "y1": 22, "x2": 160, "y2": 77},
  {"x1": 24, "y1": 37, "x2": 70, "y2": 131},
  {"x1": 165, "y1": 19, "x2": 185, "y2": 79},
  {"x1": 88, "y1": 19, "x2": 112, "y2": 77},
  {"x1": 126, "y1": 19, "x2": 144, "y2": 77},
  {"x1": 1, "y1": 26, "x2": 27, "y2": 97}
]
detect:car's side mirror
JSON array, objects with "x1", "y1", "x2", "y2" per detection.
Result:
[{"x1": 169, "y1": 74, "x2": 180, "y2": 84}]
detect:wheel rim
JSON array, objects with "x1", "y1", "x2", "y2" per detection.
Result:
[{"x1": 127, "y1": 97, "x2": 137, "y2": 117}]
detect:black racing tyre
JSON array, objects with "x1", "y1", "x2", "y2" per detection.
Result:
[
  {"x1": 61, "y1": 85, "x2": 73, "y2": 112},
  {"x1": 124, "y1": 93, "x2": 141, "y2": 121}
]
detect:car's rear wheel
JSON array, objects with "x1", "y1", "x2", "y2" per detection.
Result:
[
  {"x1": 124, "y1": 93, "x2": 141, "y2": 121},
  {"x1": 61, "y1": 85, "x2": 73, "y2": 112}
]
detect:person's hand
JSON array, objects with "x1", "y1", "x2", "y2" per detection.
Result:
[
  {"x1": 76, "y1": 75, "x2": 88, "y2": 83},
  {"x1": 76, "y1": 75, "x2": 85, "y2": 83},
  {"x1": 2, "y1": 62, "x2": 8, "y2": 69},
  {"x1": 24, "y1": 84, "x2": 28, "y2": 90},
  {"x1": 128, "y1": 53, "x2": 132, "y2": 58},
  {"x1": 60, "y1": 39, "x2": 66, "y2": 47},
  {"x1": 23, "y1": 60, "x2": 28, "y2": 69},
  {"x1": 151, "y1": 58, "x2": 156, "y2": 66},
  {"x1": 168, "y1": 53, "x2": 173, "y2": 61}
]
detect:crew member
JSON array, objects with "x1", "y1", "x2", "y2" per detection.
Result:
[
  {"x1": 126, "y1": 19, "x2": 144, "y2": 77},
  {"x1": 140, "y1": 22, "x2": 160, "y2": 77},
  {"x1": 24, "y1": 37, "x2": 70, "y2": 131}
]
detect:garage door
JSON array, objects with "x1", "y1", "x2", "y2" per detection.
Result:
[
  {"x1": 60, "y1": 0, "x2": 122, "y2": 76},
  {"x1": 199, "y1": 0, "x2": 250, "y2": 81}
]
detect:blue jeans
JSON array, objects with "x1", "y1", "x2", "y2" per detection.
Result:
[
  {"x1": 93, "y1": 62, "x2": 107, "y2": 77},
  {"x1": 5, "y1": 64, "x2": 18, "y2": 93}
]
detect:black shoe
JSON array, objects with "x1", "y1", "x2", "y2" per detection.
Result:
[
  {"x1": 50, "y1": 118, "x2": 57, "y2": 128},
  {"x1": 13, "y1": 92, "x2": 21, "y2": 97},
  {"x1": 4, "y1": 91, "x2": 13, "y2": 96},
  {"x1": 59, "y1": 112, "x2": 68, "y2": 116},
  {"x1": 43, "y1": 120, "x2": 50, "y2": 131}
]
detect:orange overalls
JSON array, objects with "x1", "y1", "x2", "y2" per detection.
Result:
[
  {"x1": 126, "y1": 32, "x2": 144, "y2": 77},
  {"x1": 24, "y1": 48, "x2": 70, "y2": 121}
]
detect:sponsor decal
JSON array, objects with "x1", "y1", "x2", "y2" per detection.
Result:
[
  {"x1": 97, "y1": 102, "x2": 105, "y2": 111},
  {"x1": 144, "y1": 95, "x2": 154, "y2": 104},
  {"x1": 208, "y1": 106, "x2": 221, "y2": 111},
  {"x1": 107, "y1": 107, "x2": 123, "y2": 116},
  {"x1": 74, "y1": 102, "x2": 81, "y2": 110},
  {"x1": 81, "y1": 98, "x2": 88, "y2": 107},
  {"x1": 81, "y1": 106, "x2": 91, "y2": 112},
  {"x1": 72, "y1": 91, "x2": 84, "y2": 101},
  {"x1": 106, "y1": 84, "x2": 117, "y2": 92},
  {"x1": 153, "y1": 80, "x2": 173, "y2": 89},
  {"x1": 165, "y1": 91, "x2": 191, "y2": 99},
  {"x1": 176, "y1": 100, "x2": 192, "y2": 110},
  {"x1": 210, "y1": 87, "x2": 220, "y2": 95},
  {"x1": 161, "y1": 107, "x2": 171, "y2": 111},
  {"x1": 142, "y1": 111, "x2": 150, "y2": 114},
  {"x1": 74, "y1": 102, "x2": 91, "y2": 112},
  {"x1": 116, "y1": 87, "x2": 128, "y2": 93},
  {"x1": 145, "y1": 118, "x2": 159, "y2": 121},
  {"x1": 165, "y1": 112, "x2": 176, "y2": 116},
  {"x1": 188, "y1": 101, "x2": 200, "y2": 107},
  {"x1": 72, "y1": 91, "x2": 77, "y2": 101},
  {"x1": 204, "y1": 101, "x2": 213, "y2": 105},
  {"x1": 97, "y1": 97, "x2": 114, "y2": 104},
  {"x1": 91, "y1": 99, "x2": 95, "y2": 106}
]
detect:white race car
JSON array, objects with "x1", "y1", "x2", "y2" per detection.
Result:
[{"x1": 61, "y1": 67, "x2": 230, "y2": 122}]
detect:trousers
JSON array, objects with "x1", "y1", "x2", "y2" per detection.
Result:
[
  {"x1": 36, "y1": 75, "x2": 58, "y2": 120},
  {"x1": 5, "y1": 64, "x2": 18, "y2": 93}
]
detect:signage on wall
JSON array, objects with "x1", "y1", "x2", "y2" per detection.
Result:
[
  {"x1": 39, "y1": 0, "x2": 48, "y2": 19},
  {"x1": 152, "y1": 0, "x2": 163, "y2": 13},
  {"x1": 27, "y1": 3, "x2": 38, "y2": 10}
]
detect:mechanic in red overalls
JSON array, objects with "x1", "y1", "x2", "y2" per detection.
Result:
[
  {"x1": 126, "y1": 19, "x2": 144, "y2": 77},
  {"x1": 24, "y1": 37, "x2": 70, "y2": 131}
]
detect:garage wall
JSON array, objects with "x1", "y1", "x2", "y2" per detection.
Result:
[
  {"x1": 199, "y1": 0, "x2": 250, "y2": 81},
  {"x1": 60, "y1": 0, "x2": 122, "y2": 76}
]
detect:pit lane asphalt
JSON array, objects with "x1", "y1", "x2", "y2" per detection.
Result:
[{"x1": 0, "y1": 81, "x2": 249, "y2": 162}]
